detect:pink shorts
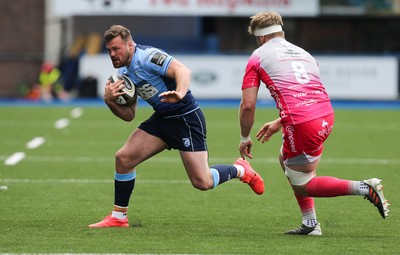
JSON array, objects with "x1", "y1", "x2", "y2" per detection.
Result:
[{"x1": 281, "y1": 113, "x2": 334, "y2": 165}]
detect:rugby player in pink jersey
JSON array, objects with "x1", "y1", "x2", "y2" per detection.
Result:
[{"x1": 238, "y1": 11, "x2": 390, "y2": 235}]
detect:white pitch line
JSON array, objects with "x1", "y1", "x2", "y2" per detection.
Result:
[
  {"x1": 26, "y1": 136, "x2": 46, "y2": 149},
  {"x1": 70, "y1": 107, "x2": 83, "y2": 118},
  {"x1": 4, "y1": 152, "x2": 26, "y2": 165},
  {"x1": 0, "y1": 178, "x2": 191, "y2": 184},
  {"x1": 0, "y1": 155, "x2": 399, "y2": 165},
  {"x1": 54, "y1": 118, "x2": 70, "y2": 129}
]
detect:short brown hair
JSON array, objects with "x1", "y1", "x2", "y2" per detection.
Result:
[
  {"x1": 104, "y1": 25, "x2": 132, "y2": 43},
  {"x1": 248, "y1": 11, "x2": 283, "y2": 35}
]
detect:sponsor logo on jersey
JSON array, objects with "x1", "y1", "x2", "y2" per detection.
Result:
[
  {"x1": 137, "y1": 83, "x2": 158, "y2": 100},
  {"x1": 151, "y1": 52, "x2": 167, "y2": 66},
  {"x1": 285, "y1": 125, "x2": 297, "y2": 153}
]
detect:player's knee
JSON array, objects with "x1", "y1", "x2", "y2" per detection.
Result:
[
  {"x1": 190, "y1": 178, "x2": 213, "y2": 191},
  {"x1": 291, "y1": 184, "x2": 309, "y2": 196},
  {"x1": 115, "y1": 149, "x2": 134, "y2": 171}
]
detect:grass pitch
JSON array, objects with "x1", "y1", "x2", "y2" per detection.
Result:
[{"x1": 0, "y1": 102, "x2": 399, "y2": 254}]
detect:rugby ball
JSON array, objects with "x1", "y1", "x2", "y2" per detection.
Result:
[{"x1": 108, "y1": 74, "x2": 137, "y2": 105}]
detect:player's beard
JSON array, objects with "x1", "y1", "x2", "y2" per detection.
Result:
[{"x1": 111, "y1": 50, "x2": 131, "y2": 68}]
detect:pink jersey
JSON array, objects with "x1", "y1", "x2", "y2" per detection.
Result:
[{"x1": 242, "y1": 38, "x2": 334, "y2": 126}]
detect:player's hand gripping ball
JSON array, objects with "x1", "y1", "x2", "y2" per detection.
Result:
[{"x1": 108, "y1": 74, "x2": 137, "y2": 105}]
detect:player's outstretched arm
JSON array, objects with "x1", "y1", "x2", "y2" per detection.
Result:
[
  {"x1": 256, "y1": 118, "x2": 282, "y2": 143},
  {"x1": 104, "y1": 79, "x2": 137, "y2": 121},
  {"x1": 159, "y1": 59, "x2": 190, "y2": 103},
  {"x1": 238, "y1": 87, "x2": 258, "y2": 159}
]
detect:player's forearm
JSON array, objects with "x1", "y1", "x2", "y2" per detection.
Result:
[
  {"x1": 239, "y1": 105, "x2": 255, "y2": 138},
  {"x1": 175, "y1": 71, "x2": 190, "y2": 96},
  {"x1": 105, "y1": 100, "x2": 135, "y2": 122}
]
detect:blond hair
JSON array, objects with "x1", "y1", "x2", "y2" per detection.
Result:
[{"x1": 248, "y1": 11, "x2": 283, "y2": 35}]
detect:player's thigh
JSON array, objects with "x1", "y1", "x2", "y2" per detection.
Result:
[
  {"x1": 118, "y1": 128, "x2": 166, "y2": 165},
  {"x1": 287, "y1": 157, "x2": 320, "y2": 173},
  {"x1": 179, "y1": 151, "x2": 212, "y2": 182}
]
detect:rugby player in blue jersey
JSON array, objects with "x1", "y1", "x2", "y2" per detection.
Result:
[{"x1": 89, "y1": 25, "x2": 264, "y2": 228}]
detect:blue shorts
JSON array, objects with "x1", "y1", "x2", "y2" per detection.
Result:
[{"x1": 138, "y1": 108, "x2": 208, "y2": 151}]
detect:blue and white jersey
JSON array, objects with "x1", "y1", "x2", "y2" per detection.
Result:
[{"x1": 118, "y1": 44, "x2": 198, "y2": 117}]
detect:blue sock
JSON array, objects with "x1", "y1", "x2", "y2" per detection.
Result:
[
  {"x1": 114, "y1": 171, "x2": 136, "y2": 207},
  {"x1": 210, "y1": 164, "x2": 238, "y2": 188}
]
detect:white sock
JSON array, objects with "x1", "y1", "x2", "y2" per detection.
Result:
[
  {"x1": 112, "y1": 210, "x2": 127, "y2": 220},
  {"x1": 302, "y1": 210, "x2": 317, "y2": 227},
  {"x1": 234, "y1": 165, "x2": 245, "y2": 178},
  {"x1": 349, "y1": 181, "x2": 369, "y2": 195}
]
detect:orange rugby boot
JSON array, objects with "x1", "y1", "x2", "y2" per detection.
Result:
[
  {"x1": 235, "y1": 158, "x2": 265, "y2": 195},
  {"x1": 88, "y1": 214, "x2": 129, "y2": 228}
]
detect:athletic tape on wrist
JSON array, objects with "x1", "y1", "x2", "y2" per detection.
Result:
[{"x1": 240, "y1": 136, "x2": 251, "y2": 143}]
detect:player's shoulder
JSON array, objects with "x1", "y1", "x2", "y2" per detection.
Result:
[{"x1": 136, "y1": 44, "x2": 171, "y2": 64}]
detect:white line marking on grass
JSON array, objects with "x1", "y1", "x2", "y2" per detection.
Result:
[
  {"x1": 26, "y1": 137, "x2": 45, "y2": 149},
  {"x1": 0, "y1": 185, "x2": 8, "y2": 190},
  {"x1": 0, "y1": 178, "x2": 191, "y2": 185},
  {"x1": 54, "y1": 118, "x2": 70, "y2": 129},
  {"x1": 0, "y1": 155, "x2": 112, "y2": 162},
  {"x1": 322, "y1": 158, "x2": 400, "y2": 165},
  {"x1": 71, "y1": 107, "x2": 83, "y2": 118},
  {"x1": 1, "y1": 179, "x2": 112, "y2": 184},
  {"x1": 4, "y1": 152, "x2": 26, "y2": 165},
  {"x1": 0, "y1": 155, "x2": 399, "y2": 165}
]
